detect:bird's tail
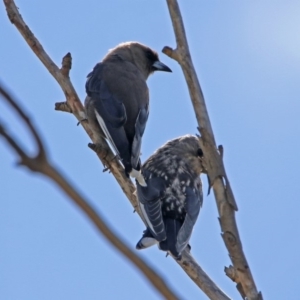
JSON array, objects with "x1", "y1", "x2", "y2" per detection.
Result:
[
  {"x1": 159, "y1": 218, "x2": 182, "y2": 259},
  {"x1": 129, "y1": 168, "x2": 147, "y2": 186},
  {"x1": 136, "y1": 228, "x2": 158, "y2": 250}
]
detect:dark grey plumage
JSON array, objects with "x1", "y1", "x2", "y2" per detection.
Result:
[
  {"x1": 85, "y1": 42, "x2": 171, "y2": 185},
  {"x1": 136, "y1": 135, "x2": 205, "y2": 259}
]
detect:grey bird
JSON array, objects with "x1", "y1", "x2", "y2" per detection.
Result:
[
  {"x1": 136, "y1": 135, "x2": 205, "y2": 259},
  {"x1": 85, "y1": 42, "x2": 171, "y2": 185}
]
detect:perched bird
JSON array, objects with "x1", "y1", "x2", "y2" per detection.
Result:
[
  {"x1": 136, "y1": 135, "x2": 205, "y2": 259},
  {"x1": 85, "y1": 42, "x2": 171, "y2": 185}
]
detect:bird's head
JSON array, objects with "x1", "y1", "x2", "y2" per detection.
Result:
[
  {"x1": 175, "y1": 135, "x2": 206, "y2": 175},
  {"x1": 109, "y1": 42, "x2": 172, "y2": 79}
]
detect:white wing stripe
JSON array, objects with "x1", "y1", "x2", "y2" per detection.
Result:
[
  {"x1": 139, "y1": 203, "x2": 155, "y2": 233},
  {"x1": 94, "y1": 109, "x2": 120, "y2": 156}
]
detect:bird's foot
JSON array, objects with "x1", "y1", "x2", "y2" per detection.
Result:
[
  {"x1": 111, "y1": 154, "x2": 121, "y2": 162},
  {"x1": 88, "y1": 143, "x2": 110, "y2": 172},
  {"x1": 186, "y1": 244, "x2": 191, "y2": 253},
  {"x1": 88, "y1": 142, "x2": 100, "y2": 153},
  {"x1": 77, "y1": 118, "x2": 88, "y2": 126},
  {"x1": 88, "y1": 143, "x2": 109, "y2": 159}
]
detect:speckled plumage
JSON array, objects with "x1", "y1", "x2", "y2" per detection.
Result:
[
  {"x1": 136, "y1": 135, "x2": 205, "y2": 259},
  {"x1": 85, "y1": 42, "x2": 171, "y2": 185}
]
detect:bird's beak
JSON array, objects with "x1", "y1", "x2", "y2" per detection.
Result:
[{"x1": 152, "y1": 61, "x2": 172, "y2": 72}]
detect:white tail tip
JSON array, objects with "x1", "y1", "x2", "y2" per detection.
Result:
[{"x1": 130, "y1": 169, "x2": 147, "y2": 187}]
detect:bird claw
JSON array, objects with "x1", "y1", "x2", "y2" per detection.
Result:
[
  {"x1": 88, "y1": 143, "x2": 108, "y2": 159},
  {"x1": 77, "y1": 118, "x2": 88, "y2": 126},
  {"x1": 88, "y1": 143, "x2": 98, "y2": 152},
  {"x1": 111, "y1": 154, "x2": 120, "y2": 162}
]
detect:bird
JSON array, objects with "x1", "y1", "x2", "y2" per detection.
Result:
[
  {"x1": 135, "y1": 135, "x2": 205, "y2": 259},
  {"x1": 85, "y1": 42, "x2": 171, "y2": 186}
]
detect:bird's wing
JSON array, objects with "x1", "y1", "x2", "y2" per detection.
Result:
[
  {"x1": 85, "y1": 63, "x2": 130, "y2": 162},
  {"x1": 131, "y1": 105, "x2": 149, "y2": 169},
  {"x1": 136, "y1": 172, "x2": 166, "y2": 242},
  {"x1": 176, "y1": 183, "x2": 202, "y2": 255}
]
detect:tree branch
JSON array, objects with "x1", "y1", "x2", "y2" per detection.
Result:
[
  {"x1": 0, "y1": 84, "x2": 181, "y2": 300},
  {"x1": 3, "y1": 0, "x2": 138, "y2": 215},
  {"x1": 3, "y1": 0, "x2": 230, "y2": 299},
  {"x1": 163, "y1": 1, "x2": 262, "y2": 299}
]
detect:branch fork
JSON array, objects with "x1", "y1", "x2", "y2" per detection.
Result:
[{"x1": 2, "y1": 0, "x2": 262, "y2": 299}]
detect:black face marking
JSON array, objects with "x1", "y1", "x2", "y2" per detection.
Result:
[
  {"x1": 146, "y1": 49, "x2": 158, "y2": 63},
  {"x1": 197, "y1": 148, "x2": 203, "y2": 157}
]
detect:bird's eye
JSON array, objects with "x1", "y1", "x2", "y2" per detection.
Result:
[
  {"x1": 146, "y1": 50, "x2": 157, "y2": 62},
  {"x1": 197, "y1": 148, "x2": 203, "y2": 157}
]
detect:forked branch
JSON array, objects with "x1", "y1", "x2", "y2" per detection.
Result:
[
  {"x1": 0, "y1": 85, "x2": 181, "y2": 300},
  {"x1": 3, "y1": 0, "x2": 230, "y2": 299},
  {"x1": 163, "y1": 0, "x2": 262, "y2": 299}
]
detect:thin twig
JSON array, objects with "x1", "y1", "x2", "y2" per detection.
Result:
[
  {"x1": 55, "y1": 101, "x2": 72, "y2": 113},
  {"x1": 0, "y1": 85, "x2": 180, "y2": 300},
  {"x1": 163, "y1": 0, "x2": 262, "y2": 299},
  {"x1": 0, "y1": 85, "x2": 46, "y2": 158}
]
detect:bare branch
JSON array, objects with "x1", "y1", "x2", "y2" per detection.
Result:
[
  {"x1": 3, "y1": 1, "x2": 231, "y2": 299},
  {"x1": 3, "y1": 0, "x2": 82, "y2": 119},
  {"x1": 0, "y1": 84, "x2": 181, "y2": 300},
  {"x1": 0, "y1": 85, "x2": 46, "y2": 161},
  {"x1": 163, "y1": 0, "x2": 262, "y2": 299},
  {"x1": 55, "y1": 101, "x2": 73, "y2": 113},
  {"x1": 3, "y1": 0, "x2": 138, "y2": 215},
  {"x1": 60, "y1": 52, "x2": 72, "y2": 77},
  {"x1": 180, "y1": 251, "x2": 231, "y2": 300}
]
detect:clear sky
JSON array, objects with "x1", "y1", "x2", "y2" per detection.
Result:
[{"x1": 1, "y1": 1, "x2": 300, "y2": 299}]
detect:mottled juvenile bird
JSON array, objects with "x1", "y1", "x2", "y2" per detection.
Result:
[
  {"x1": 85, "y1": 42, "x2": 171, "y2": 185},
  {"x1": 136, "y1": 135, "x2": 205, "y2": 259}
]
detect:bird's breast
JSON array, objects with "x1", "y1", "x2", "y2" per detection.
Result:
[{"x1": 160, "y1": 176, "x2": 189, "y2": 219}]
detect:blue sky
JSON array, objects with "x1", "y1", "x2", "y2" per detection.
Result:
[{"x1": 1, "y1": 1, "x2": 300, "y2": 299}]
